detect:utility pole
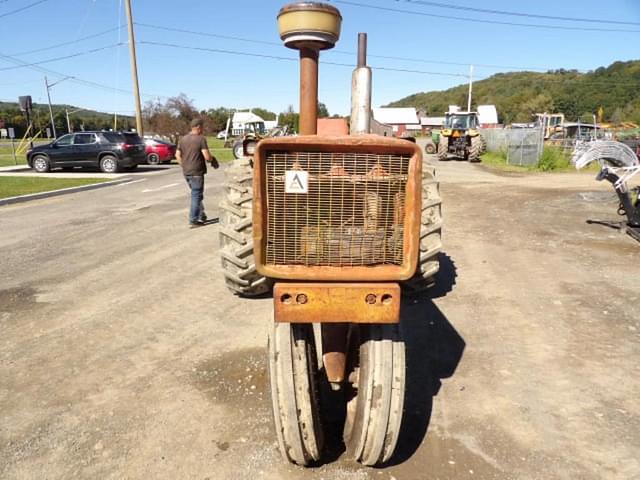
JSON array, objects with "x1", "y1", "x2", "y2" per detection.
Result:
[
  {"x1": 467, "y1": 64, "x2": 474, "y2": 112},
  {"x1": 44, "y1": 76, "x2": 57, "y2": 139},
  {"x1": 124, "y1": 0, "x2": 143, "y2": 136}
]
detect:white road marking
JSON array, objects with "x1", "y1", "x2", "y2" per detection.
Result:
[
  {"x1": 117, "y1": 179, "x2": 146, "y2": 187},
  {"x1": 142, "y1": 182, "x2": 181, "y2": 193}
]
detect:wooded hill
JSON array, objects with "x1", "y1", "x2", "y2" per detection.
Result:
[
  {"x1": 0, "y1": 101, "x2": 133, "y2": 136},
  {"x1": 386, "y1": 60, "x2": 640, "y2": 125}
]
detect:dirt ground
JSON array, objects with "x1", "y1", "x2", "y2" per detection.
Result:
[{"x1": 1, "y1": 157, "x2": 638, "y2": 479}]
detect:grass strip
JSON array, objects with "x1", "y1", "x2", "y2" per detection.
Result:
[
  {"x1": 0, "y1": 154, "x2": 27, "y2": 168},
  {"x1": 481, "y1": 147, "x2": 592, "y2": 173},
  {"x1": 206, "y1": 137, "x2": 235, "y2": 162},
  {"x1": 0, "y1": 176, "x2": 109, "y2": 199}
]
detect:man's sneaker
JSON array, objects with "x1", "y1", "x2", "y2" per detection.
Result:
[
  {"x1": 198, "y1": 214, "x2": 207, "y2": 223},
  {"x1": 189, "y1": 220, "x2": 205, "y2": 228}
]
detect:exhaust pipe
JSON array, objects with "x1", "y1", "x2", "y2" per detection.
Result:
[{"x1": 350, "y1": 33, "x2": 372, "y2": 135}]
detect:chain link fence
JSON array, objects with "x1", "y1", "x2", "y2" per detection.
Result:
[{"x1": 480, "y1": 128, "x2": 544, "y2": 166}]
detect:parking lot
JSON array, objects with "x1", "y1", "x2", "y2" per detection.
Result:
[{"x1": 1, "y1": 158, "x2": 638, "y2": 479}]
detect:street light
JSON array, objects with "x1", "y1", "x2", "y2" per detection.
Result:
[
  {"x1": 66, "y1": 108, "x2": 84, "y2": 133},
  {"x1": 44, "y1": 75, "x2": 73, "y2": 139}
]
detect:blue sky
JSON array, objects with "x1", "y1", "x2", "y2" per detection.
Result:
[{"x1": 1, "y1": 0, "x2": 639, "y2": 117}]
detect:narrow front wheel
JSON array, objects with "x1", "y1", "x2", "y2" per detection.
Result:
[
  {"x1": 269, "y1": 322, "x2": 324, "y2": 466},
  {"x1": 344, "y1": 324, "x2": 405, "y2": 466}
]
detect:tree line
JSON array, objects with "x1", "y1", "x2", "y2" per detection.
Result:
[
  {"x1": 0, "y1": 95, "x2": 333, "y2": 139},
  {"x1": 142, "y1": 94, "x2": 333, "y2": 137},
  {"x1": 387, "y1": 60, "x2": 640, "y2": 125},
  {"x1": 0, "y1": 102, "x2": 133, "y2": 138}
]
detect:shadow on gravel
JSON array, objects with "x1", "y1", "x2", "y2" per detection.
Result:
[
  {"x1": 426, "y1": 253, "x2": 458, "y2": 300},
  {"x1": 387, "y1": 252, "x2": 466, "y2": 466}
]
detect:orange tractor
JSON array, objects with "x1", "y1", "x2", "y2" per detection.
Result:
[{"x1": 219, "y1": 2, "x2": 442, "y2": 466}]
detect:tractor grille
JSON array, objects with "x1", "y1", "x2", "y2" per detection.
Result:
[{"x1": 265, "y1": 151, "x2": 410, "y2": 267}]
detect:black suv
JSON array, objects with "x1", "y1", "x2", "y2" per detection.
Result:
[{"x1": 26, "y1": 131, "x2": 146, "y2": 173}]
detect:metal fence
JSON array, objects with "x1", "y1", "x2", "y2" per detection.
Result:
[{"x1": 480, "y1": 127, "x2": 544, "y2": 166}]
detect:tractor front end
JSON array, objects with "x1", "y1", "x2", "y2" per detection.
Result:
[{"x1": 218, "y1": 2, "x2": 443, "y2": 466}]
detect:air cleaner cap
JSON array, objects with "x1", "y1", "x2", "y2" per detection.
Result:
[{"x1": 277, "y1": 2, "x2": 342, "y2": 50}]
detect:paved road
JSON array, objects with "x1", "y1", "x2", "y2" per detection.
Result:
[{"x1": 1, "y1": 159, "x2": 638, "y2": 479}]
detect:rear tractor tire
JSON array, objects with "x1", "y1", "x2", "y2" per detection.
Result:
[
  {"x1": 437, "y1": 136, "x2": 449, "y2": 161},
  {"x1": 218, "y1": 158, "x2": 272, "y2": 297},
  {"x1": 424, "y1": 142, "x2": 436, "y2": 155},
  {"x1": 232, "y1": 141, "x2": 244, "y2": 160},
  {"x1": 402, "y1": 165, "x2": 442, "y2": 293},
  {"x1": 344, "y1": 324, "x2": 406, "y2": 466},
  {"x1": 468, "y1": 136, "x2": 484, "y2": 163},
  {"x1": 269, "y1": 322, "x2": 324, "y2": 466}
]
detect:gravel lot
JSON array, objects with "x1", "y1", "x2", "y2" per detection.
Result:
[{"x1": 1, "y1": 158, "x2": 638, "y2": 479}]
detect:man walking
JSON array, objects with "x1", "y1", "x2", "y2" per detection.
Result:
[{"x1": 176, "y1": 118, "x2": 218, "y2": 227}]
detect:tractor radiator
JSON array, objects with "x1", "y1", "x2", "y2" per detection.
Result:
[{"x1": 264, "y1": 151, "x2": 410, "y2": 267}]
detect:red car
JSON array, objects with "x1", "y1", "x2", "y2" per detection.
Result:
[{"x1": 144, "y1": 139, "x2": 176, "y2": 164}]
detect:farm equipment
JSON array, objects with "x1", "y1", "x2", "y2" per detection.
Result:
[
  {"x1": 218, "y1": 2, "x2": 442, "y2": 466},
  {"x1": 231, "y1": 123, "x2": 291, "y2": 159},
  {"x1": 437, "y1": 111, "x2": 486, "y2": 162},
  {"x1": 535, "y1": 113, "x2": 565, "y2": 139},
  {"x1": 573, "y1": 141, "x2": 640, "y2": 242}
]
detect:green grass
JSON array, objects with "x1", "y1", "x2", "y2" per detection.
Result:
[
  {"x1": 480, "y1": 151, "x2": 531, "y2": 172},
  {"x1": 481, "y1": 146, "x2": 577, "y2": 173},
  {"x1": 207, "y1": 137, "x2": 235, "y2": 163},
  {"x1": 0, "y1": 140, "x2": 48, "y2": 167},
  {"x1": 0, "y1": 176, "x2": 109, "y2": 199},
  {"x1": 537, "y1": 147, "x2": 572, "y2": 172},
  {"x1": 0, "y1": 153, "x2": 27, "y2": 167}
]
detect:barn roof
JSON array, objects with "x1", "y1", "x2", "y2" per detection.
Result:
[
  {"x1": 232, "y1": 111, "x2": 265, "y2": 123},
  {"x1": 372, "y1": 107, "x2": 419, "y2": 125}
]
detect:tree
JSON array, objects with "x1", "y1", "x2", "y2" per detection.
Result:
[
  {"x1": 580, "y1": 112, "x2": 595, "y2": 124},
  {"x1": 385, "y1": 59, "x2": 640, "y2": 125},
  {"x1": 143, "y1": 93, "x2": 199, "y2": 136},
  {"x1": 611, "y1": 107, "x2": 624, "y2": 124},
  {"x1": 279, "y1": 105, "x2": 299, "y2": 133},
  {"x1": 166, "y1": 93, "x2": 198, "y2": 121},
  {"x1": 252, "y1": 108, "x2": 277, "y2": 121},
  {"x1": 519, "y1": 93, "x2": 554, "y2": 122},
  {"x1": 205, "y1": 107, "x2": 233, "y2": 133},
  {"x1": 317, "y1": 102, "x2": 329, "y2": 118}
]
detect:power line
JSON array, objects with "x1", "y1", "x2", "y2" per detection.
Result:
[
  {"x1": 135, "y1": 22, "x2": 282, "y2": 47},
  {"x1": 0, "y1": 43, "x2": 125, "y2": 71},
  {"x1": 335, "y1": 51, "x2": 549, "y2": 72},
  {"x1": 0, "y1": 50, "x2": 170, "y2": 99},
  {"x1": 333, "y1": 1, "x2": 640, "y2": 33},
  {"x1": 398, "y1": 0, "x2": 640, "y2": 26},
  {"x1": 138, "y1": 39, "x2": 640, "y2": 86},
  {"x1": 9, "y1": 26, "x2": 125, "y2": 57},
  {"x1": 0, "y1": 79, "x2": 41, "y2": 86},
  {"x1": 139, "y1": 40, "x2": 472, "y2": 78},
  {"x1": 0, "y1": 0, "x2": 49, "y2": 19},
  {"x1": 135, "y1": 21, "x2": 553, "y2": 73},
  {"x1": 139, "y1": 40, "x2": 300, "y2": 63}
]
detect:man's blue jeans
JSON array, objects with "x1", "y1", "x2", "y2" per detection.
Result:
[{"x1": 184, "y1": 175, "x2": 205, "y2": 223}]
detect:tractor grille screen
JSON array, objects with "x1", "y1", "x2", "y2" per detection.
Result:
[{"x1": 265, "y1": 150, "x2": 410, "y2": 267}]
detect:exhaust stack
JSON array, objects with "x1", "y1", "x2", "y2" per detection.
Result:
[{"x1": 350, "y1": 33, "x2": 372, "y2": 135}]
